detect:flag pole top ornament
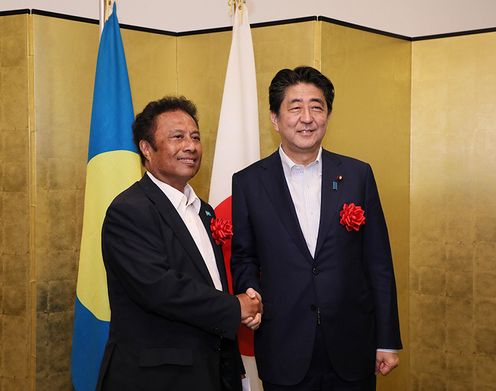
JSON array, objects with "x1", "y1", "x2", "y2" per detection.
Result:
[
  {"x1": 228, "y1": 0, "x2": 246, "y2": 15},
  {"x1": 103, "y1": 0, "x2": 116, "y2": 23}
]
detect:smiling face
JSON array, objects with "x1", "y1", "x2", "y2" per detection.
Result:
[
  {"x1": 271, "y1": 82, "x2": 329, "y2": 165},
  {"x1": 139, "y1": 110, "x2": 202, "y2": 192}
]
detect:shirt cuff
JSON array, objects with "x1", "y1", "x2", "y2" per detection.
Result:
[{"x1": 376, "y1": 348, "x2": 399, "y2": 353}]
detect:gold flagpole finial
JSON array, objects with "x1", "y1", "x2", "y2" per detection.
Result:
[
  {"x1": 228, "y1": 0, "x2": 246, "y2": 16},
  {"x1": 104, "y1": 0, "x2": 115, "y2": 23}
]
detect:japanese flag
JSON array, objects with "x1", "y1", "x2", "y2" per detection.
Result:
[{"x1": 208, "y1": 2, "x2": 261, "y2": 391}]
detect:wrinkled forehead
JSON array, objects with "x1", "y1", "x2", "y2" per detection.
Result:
[
  {"x1": 155, "y1": 109, "x2": 199, "y2": 130},
  {"x1": 283, "y1": 83, "x2": 326, "y2": 104},
  {"x1": 150, "y1": 111, "x2": 199, "y2": 141}
]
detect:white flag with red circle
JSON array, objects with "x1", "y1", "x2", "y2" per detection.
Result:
[{"x1": 208, "y1": 2, "x2": 261, "y2": 391}]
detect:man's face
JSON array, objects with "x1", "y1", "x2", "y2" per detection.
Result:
[
  {"x1": 140, "y1": 110, "x2": 202, "y2": 191},
  {"x1": 271, "y1": 82, "x2": 329, "y2": 164}
]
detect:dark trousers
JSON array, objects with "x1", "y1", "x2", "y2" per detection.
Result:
[
  {"x1": 262, "y1": 327, "x2": 376, "y2": 391},
  {"x1": 220, "y1": 337, "x2": 243, "y2": 391}
]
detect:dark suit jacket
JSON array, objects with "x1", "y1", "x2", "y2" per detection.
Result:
[
  {"x1": 231, "y1": 149, "x2": 402, "y2": 385},
  {"x1": 96, "y1": 174, "x2": 243, "y2": 391}
]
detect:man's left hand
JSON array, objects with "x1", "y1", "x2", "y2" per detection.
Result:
[{"x1": 375, "y1": 351, "x2": 399, "y2": 376}]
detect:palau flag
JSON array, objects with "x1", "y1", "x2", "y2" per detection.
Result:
[{"x1": 71, "y1": 3, "x2": 141, "y2": 391}]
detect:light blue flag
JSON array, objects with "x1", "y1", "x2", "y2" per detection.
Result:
[{"x1": 71, "y1": 3, "x2": 141, "y2": 391}]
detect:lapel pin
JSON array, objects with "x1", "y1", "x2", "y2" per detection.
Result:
[
  {"x1": 205, "y1": 210, "x2": 212, "y2": 217},
  {"x1": 332, "y1": 176, "x2": 343, "y2": 191}
]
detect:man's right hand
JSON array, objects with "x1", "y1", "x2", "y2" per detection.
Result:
[
  {"x1": 237, "y1": 292, "x2": 261, "y2": 318},
  {"x1": 236, "y1": 288, "x2": 263, "y2": 330}
]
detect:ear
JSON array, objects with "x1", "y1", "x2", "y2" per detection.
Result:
[
  {"x1": 139, "y1": 140, "x2": 151, "y2": 161},
  {"x1": 270, "y1": 112, "x2": 280, "y2": 132}
]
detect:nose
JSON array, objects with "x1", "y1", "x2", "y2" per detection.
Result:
[
  {"x1": 182, "y1": 135, "x2": 198, "y2": 152},
  {"x1": 300, "y1": 106, "x2": 312, "y2": 123}
]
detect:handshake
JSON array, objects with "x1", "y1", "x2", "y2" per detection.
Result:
[{"x1": 236, "y1": 287, "x2": 263, "y2": 330}]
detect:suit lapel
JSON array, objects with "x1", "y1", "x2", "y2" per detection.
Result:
[
  {"x1": 198, "y1": 204, "x2": 230, "y2": 293},
  {"x1": 315, "y1": 150, "x2": 342, "y2": 257},
  {"x1": 259, "y1": 152, "x2": 313, "y2": 262},
  {"x1": 138, "y1": 175, "x2": 214, "y2": 287}
]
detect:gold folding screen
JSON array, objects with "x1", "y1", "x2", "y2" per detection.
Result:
[
  {"x1": 0, "y1": 13, "x2": 33, "y2": 391},
  {"x1": 1, "y1": 9, "x2": 495, "y2": 391},
  {"x1": 410, "y1": 32, "x2": 496, "y2": 390}
]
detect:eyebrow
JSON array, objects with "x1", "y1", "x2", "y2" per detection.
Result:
[
  {"x1": 288, "y1": 97, "x2": 324, "y2": 104},
  {"x1": 170, "y1": 128, "x2": 199, "y2": 132}
]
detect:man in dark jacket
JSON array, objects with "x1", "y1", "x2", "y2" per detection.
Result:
[
  {"x1": 231, "y1": 67, "x2": 402, "y2": 390},
  {"x1": 97, "y1": 96, "x2": 261, "y2": 391}
]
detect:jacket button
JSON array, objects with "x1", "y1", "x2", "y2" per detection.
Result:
[
  {"x1": 310, "y1": 304, "x2": 317, "y2": 311},
  {"x1": 312, "y1": 267, "x2": 319, "y2": 275}
]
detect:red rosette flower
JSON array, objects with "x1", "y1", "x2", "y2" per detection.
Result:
[
  {"x1": 210, "y1": 217, "x2": 233, "y2": 246},
  {"x1": 339, "y1": 203, "x2": 366, "y2": 232}
]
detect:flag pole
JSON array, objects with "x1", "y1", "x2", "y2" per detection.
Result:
[
  {"x1": 71, "y1": 2, "x2": 141, "y2": 389},
  {"x1": 99, "y1": 0, "x2": 104, "y2": 34},
  {"x1": 228, "y1": 0, "x2": 246, "y2": 14},
  {"x1": 210, "y1": 2, "x2": 261, "y2": 390},
  {"x1": 99, "y1": 0, "x2": 114, "y2": 34}
]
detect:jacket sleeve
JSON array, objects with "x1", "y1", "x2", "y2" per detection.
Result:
[
  {"x1": 362, "y1": 164, "x2": 402, "y2": 349},
  {"x1": 102, "y1": 198, "x2": 241, "y2": 340}
]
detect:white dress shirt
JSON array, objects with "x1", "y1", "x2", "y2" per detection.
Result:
[
  {"x1": 279, "y1": 146, "x2": 322, "y2": 258},
  {"x1": 146, "y1": 172, "x2": 223, "y2": 291}
]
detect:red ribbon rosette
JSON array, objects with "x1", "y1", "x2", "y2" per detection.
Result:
[
  {"x1": 210, "y1": 217, "x2": 233, "y2": 245},
  {"x1": 339, "y1": 203, "x2": 366, "y2": 232}
]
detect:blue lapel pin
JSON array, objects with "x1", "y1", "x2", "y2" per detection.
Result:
[
  {"x1": 205, "y1": 210, "x2": 212, "y2": 217},
  {"x1": 332, "y1": 175, "x2": 343, "y2": 191}
]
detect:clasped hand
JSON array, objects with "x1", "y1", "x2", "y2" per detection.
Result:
[{"x1": 236, "y1": 288, "x2": 263, "y2": 330}]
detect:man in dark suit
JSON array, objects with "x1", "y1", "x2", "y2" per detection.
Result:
[
  {"x1": 96, "y1": 96, "x2": 261, "y2": 391},
  {"x1": 231, "y1": 67, "x2": 402, "y2": 390}
]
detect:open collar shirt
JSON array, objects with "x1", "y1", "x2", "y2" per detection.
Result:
[
  {"x1": 279, "y1": 146, "x2": 322, "y2": 258},
  {"x1": 147, "y1": 171, "x2": 223, "y2": 291}
]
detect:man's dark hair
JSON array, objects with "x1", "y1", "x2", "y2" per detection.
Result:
[
  {"x1": 269, "y1": 66, "x2": 335, "y2": 116},
  {"x1": 132, "y1": 96, "x2": 199, "y2": 165}
]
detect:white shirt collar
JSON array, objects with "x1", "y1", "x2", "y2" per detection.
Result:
[
  {"x1": 146, "y1": 171, "x2": 201, "y2": 214},
  {"x1": 279, "y1": 145, "x2": 322, "y2": 177}
]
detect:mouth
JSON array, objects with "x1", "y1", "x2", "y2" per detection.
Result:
[
  {"x1": 297, "y1": 128, "x2": 316, "y2": 135},
  {"x1": 178, "y1": 157, "x2": 198, "y2": 166}
]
